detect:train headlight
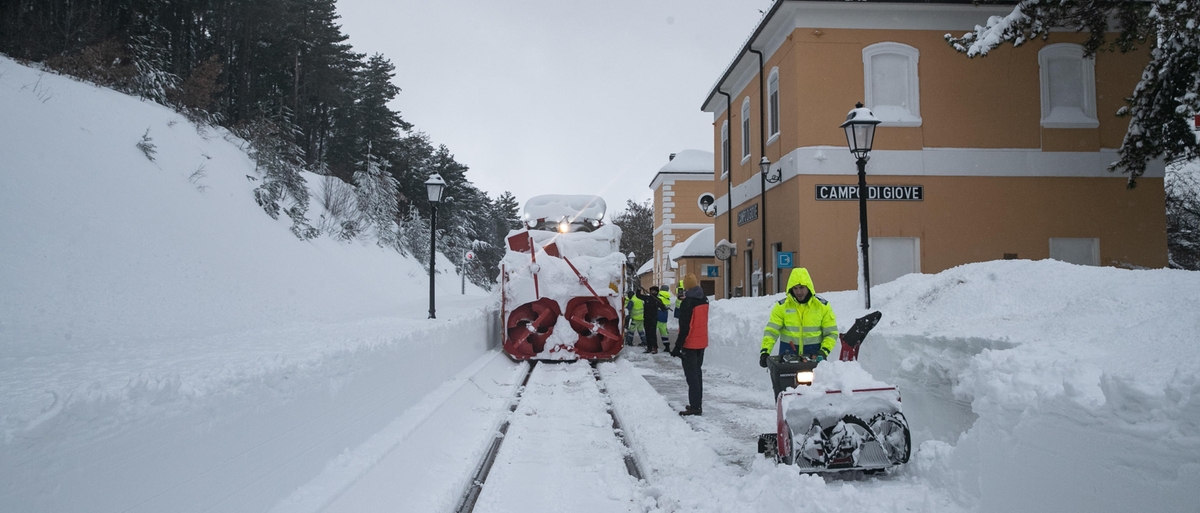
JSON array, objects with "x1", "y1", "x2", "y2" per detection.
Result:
[
  {"x1": 795, "y1": 371, "x2": 814, "y2": 386},
  {"x1": 558, "y1": 220, "x2": 570, "y2": 233}
]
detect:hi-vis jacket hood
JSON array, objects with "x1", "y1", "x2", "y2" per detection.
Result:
[
  {"x1": 762, "y1": 267, "x2": 838, "y2": 356},
  {"x1": 784, "y1": 267, "x2": 816, "y2": 308}
]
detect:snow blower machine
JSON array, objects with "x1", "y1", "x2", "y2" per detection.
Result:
[
  {"x1": 757, "y1": 311, "x2": 912, "y2": 473},
  {"x1": 499, "y1": 195, "x2": 629, "y2": 361}
]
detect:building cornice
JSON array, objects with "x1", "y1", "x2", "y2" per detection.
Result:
[
  {"x1": 654, "y1": 223, "x2": 713, "y2": 236},
  {"x1": 711, "y1": 146, "x2": 1168, "y2": 216}
]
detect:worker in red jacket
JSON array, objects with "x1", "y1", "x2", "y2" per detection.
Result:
[{"x1": 671, "y1": 273, "x2": 709, "y2": 416}]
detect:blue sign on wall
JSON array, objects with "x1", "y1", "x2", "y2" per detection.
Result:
[
  {"x1": 776, "y1": 252, "x2": 794, "y2": 269},
  {"x1": 703, "y1": 264, "x2": 720, "y2": 278}
]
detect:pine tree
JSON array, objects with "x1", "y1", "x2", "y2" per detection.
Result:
[
  {"x1": 1166, "y1": 161, "x2": 1200, "y2": 269},
  {"x1": 400, "y1": 204, "x2": 432, "y2": 270},
  {"x1": 612, "y1": 199, "x2": 654, "y2": 269},
  {"x1": 353, "y1": 147, "x2": 401, "y2": 248}
]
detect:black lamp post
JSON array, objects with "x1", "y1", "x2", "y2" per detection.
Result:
[
  {"x1": 425, "y1": 173, "x2": 446, "y2": 319},
  {"x1": 840, "y1": 102, "x2": 881, "y2": 309}
]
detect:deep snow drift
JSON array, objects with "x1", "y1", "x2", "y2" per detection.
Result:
[
  {"x1": 3, "y1": 55, "x2": 1200, "y2": 513},
  {"x1": 0, "y1": 55, "x2": 496, "y2": 512}
]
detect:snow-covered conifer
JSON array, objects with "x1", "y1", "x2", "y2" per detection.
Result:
[
  {"x1": 353, "y1": 150, "x2": 401, "y2": 248},
  {"x1": 946, "y1": 0, "x2": 1200, "y2": 187}
]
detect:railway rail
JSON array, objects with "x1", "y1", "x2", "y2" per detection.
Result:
[{"x1": 455, "y1": 361, "x2": 644, "y2": 513}]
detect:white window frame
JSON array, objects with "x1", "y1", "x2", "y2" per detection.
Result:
[
  {"x1": 720, "y1": 120, "x2": 730, "y2": 179},
  {"x1": 767, "y1": 67, "x2": 780, "y2": 144},
  {"x1": 863, "y1": 42, "x2": 921, "y2": 127},
  {"x1": 1039, "y1": 43, "x2": 1099, "y2": 129}
]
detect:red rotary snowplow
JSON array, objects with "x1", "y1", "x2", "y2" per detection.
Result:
[{"x1": 499, "y1": 195, "x2": 627, "y2": 361}]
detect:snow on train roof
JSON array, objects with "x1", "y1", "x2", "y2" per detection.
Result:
[{"x1": 522, "y1": 194, "x2": 607, "y2": 222}]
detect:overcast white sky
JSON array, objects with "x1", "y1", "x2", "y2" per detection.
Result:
[{"x1": 335, "y1": 0, "x2": 769, "y2": 215}]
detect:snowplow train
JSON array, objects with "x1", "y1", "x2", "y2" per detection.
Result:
[{"x1": 500, "y1": 195, "x2": 628, "y2": 361}]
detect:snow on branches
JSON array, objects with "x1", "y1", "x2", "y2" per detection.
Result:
[{"x1": 946, "y1": 0, "x2": 1200, "y2": 188}]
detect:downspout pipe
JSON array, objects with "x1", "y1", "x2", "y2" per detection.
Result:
[
  {"x1": 748, "y1": 47, "x2": 767, "y2": 296},
  {"x1": 719, "y1": 89, "x2": 733, "y2": 298}
]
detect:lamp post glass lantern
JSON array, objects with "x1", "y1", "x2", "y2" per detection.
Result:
[
  {"x1": 425, "y1": 173, "x2": 446, "y2": 319},
  {"x1": 626, "y1": 252, "x2": 636, "y2": 292},
  {"x1": 839, "y1": 103, "x2": 881, "y2": 308},
  {"x1": 761, "y1": 156, "x2": 780, "y2": 183}
]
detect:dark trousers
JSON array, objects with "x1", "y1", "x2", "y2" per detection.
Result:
[
  {"x1": 681, "y1": 348, "x2": 704, "y2": 411},
  {"x1": 644, "y1": 319, "x2": 658, "y2": 350}
]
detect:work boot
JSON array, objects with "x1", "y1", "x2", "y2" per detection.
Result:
[{"x1": 679, "y1": 406, "x2": 702, "y2": 416}]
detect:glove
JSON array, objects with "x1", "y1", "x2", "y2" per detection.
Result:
[
  {"x1": 671, "y1": 350, "x2": 682, "y2": 358},
  {"x1": 814, "y1": 354, "x2": 826, "y2": 362},
  {"x1": 759, "y1": 351, "x2": 769, "y2": 368}
]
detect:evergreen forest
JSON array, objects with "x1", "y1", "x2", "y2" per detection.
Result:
[{"x1": 0, "y1": 0, "x2": 525, "y2": 287}]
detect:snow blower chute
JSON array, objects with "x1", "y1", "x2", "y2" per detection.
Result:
[
  {"x1": 757, "y1": 311, "x2": 912, "y2": 473},
  {"x1": 499, "y1": 195, "x2": 627, "y2": 361}
]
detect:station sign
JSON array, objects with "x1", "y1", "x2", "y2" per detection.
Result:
[
  {"x1": 815, "y1": 184, "x2": 923, "y2": 201},
  {"x1": 737, "y1": 203, "x2": 759, "y2": 226}
]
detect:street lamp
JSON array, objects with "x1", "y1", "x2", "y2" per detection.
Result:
[
  {"x1": 626, "y1": 251, "x2": 636, "y2": 292},
  {"x1": 761, "y1": 155, "x2": 780, "y2": 183},
  {"x1": 840, "y1": 102, "x2": 881, "y2": 308},
  {"x1": 425, "y1": 173, "x2": 446, "y2": 319}
]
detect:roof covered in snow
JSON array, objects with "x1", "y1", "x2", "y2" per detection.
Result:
[
  {"x1": 521, "y1": 195, "x2": 607, "y2": 230},
  {"x1": 636, "y1": 259, "x2": 653, "y2": 276},
  {"x1": 669, "y1": 226, "x2": 715, "y2": 261},
  {"x1": 649, "y1": 150, "x2": 715, "y2": 190},
  {"x1": 656, "y1": 150, "x2": 713, "y2": 174}
]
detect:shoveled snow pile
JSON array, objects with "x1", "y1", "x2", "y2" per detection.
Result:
[{"x1": 701, "y1": 259, "x2": 1200, "y2": 511}]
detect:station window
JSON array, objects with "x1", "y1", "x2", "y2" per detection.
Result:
[
  {"x1": 1049, "y1": 238, "x2": 1099, "y2": 266},
  {"x1": 1038, "y1": 44, "x2": 1098, "y2": 128},
  {"x1": 767, "y1": 68, "x2": 780, "y2": 142},
  {"x1": 741, "y1": 97, "x2": 751, "y2": 162},
  {"x1": 721, "y1": 120, "x2": 730, "y2": 179},
  {"x1": 863, "y1": 42, "x2": 921, "y2": 127}
]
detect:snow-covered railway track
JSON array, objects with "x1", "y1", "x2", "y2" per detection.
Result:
[{"x1": 455, "y1": 360, "x2": 644, "y2": 513}]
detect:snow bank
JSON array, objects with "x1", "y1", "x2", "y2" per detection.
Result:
[{"x1": 701, "y1": 259, "x2": 1200, "y2": 510}]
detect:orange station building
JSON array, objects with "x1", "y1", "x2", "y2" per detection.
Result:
[{"x1": 700, "y1": 0, "x2": 1168, "y2": 298}]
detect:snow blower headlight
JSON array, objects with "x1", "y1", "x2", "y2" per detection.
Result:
[{"x1": 795, "y1": 371, "x2": 814, "y2": 386}]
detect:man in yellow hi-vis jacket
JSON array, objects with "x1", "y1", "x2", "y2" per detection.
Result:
[{"x1": 759, "y1": 267, "x2": 837, "y2": 367}]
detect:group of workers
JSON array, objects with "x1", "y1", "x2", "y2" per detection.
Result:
[
  {"x1": 623, "y1": 283, "x2": 673, "y2": 353},
  {"x1": 621, "y1": 267, "x2": 837, "y2": 418}
]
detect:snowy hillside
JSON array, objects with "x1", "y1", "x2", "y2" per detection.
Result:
[{"x1": 0, "y1": 55, "x2": 497, "y2": 512}]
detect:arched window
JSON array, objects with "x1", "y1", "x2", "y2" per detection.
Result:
[
  {"x1": 1039, "y1": 43, "x2": 1098, "y2": 128},
  {"x1": 720, "y1": 120, "x2": 730, "y2": 178},
  {"x1": 741, "y1": 97, "x2": 751, "y2": 162},
  {"x1": 863, "y1": 42, "x2": 921, "y2": 127},
  {"x1": 767, "y1": 67, "x2": 780, "y2": 142}
]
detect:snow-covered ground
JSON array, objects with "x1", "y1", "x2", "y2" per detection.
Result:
[{"x1": 3, "y1": 55, "x2": 1200, "y2": 513}]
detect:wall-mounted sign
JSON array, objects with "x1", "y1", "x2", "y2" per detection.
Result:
[
  {"x1": 815, "y1": 184, "x2": 923, "y2": 201},
  {"x1": 776, "y1": 252, "x2": 794, "y2": 269},
  {"x1": 702, "y1": 264, "x2": 720, "y2": 278},
  {"x1": 737, "y1": 203, "x2": 759, "y2": 226}
]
